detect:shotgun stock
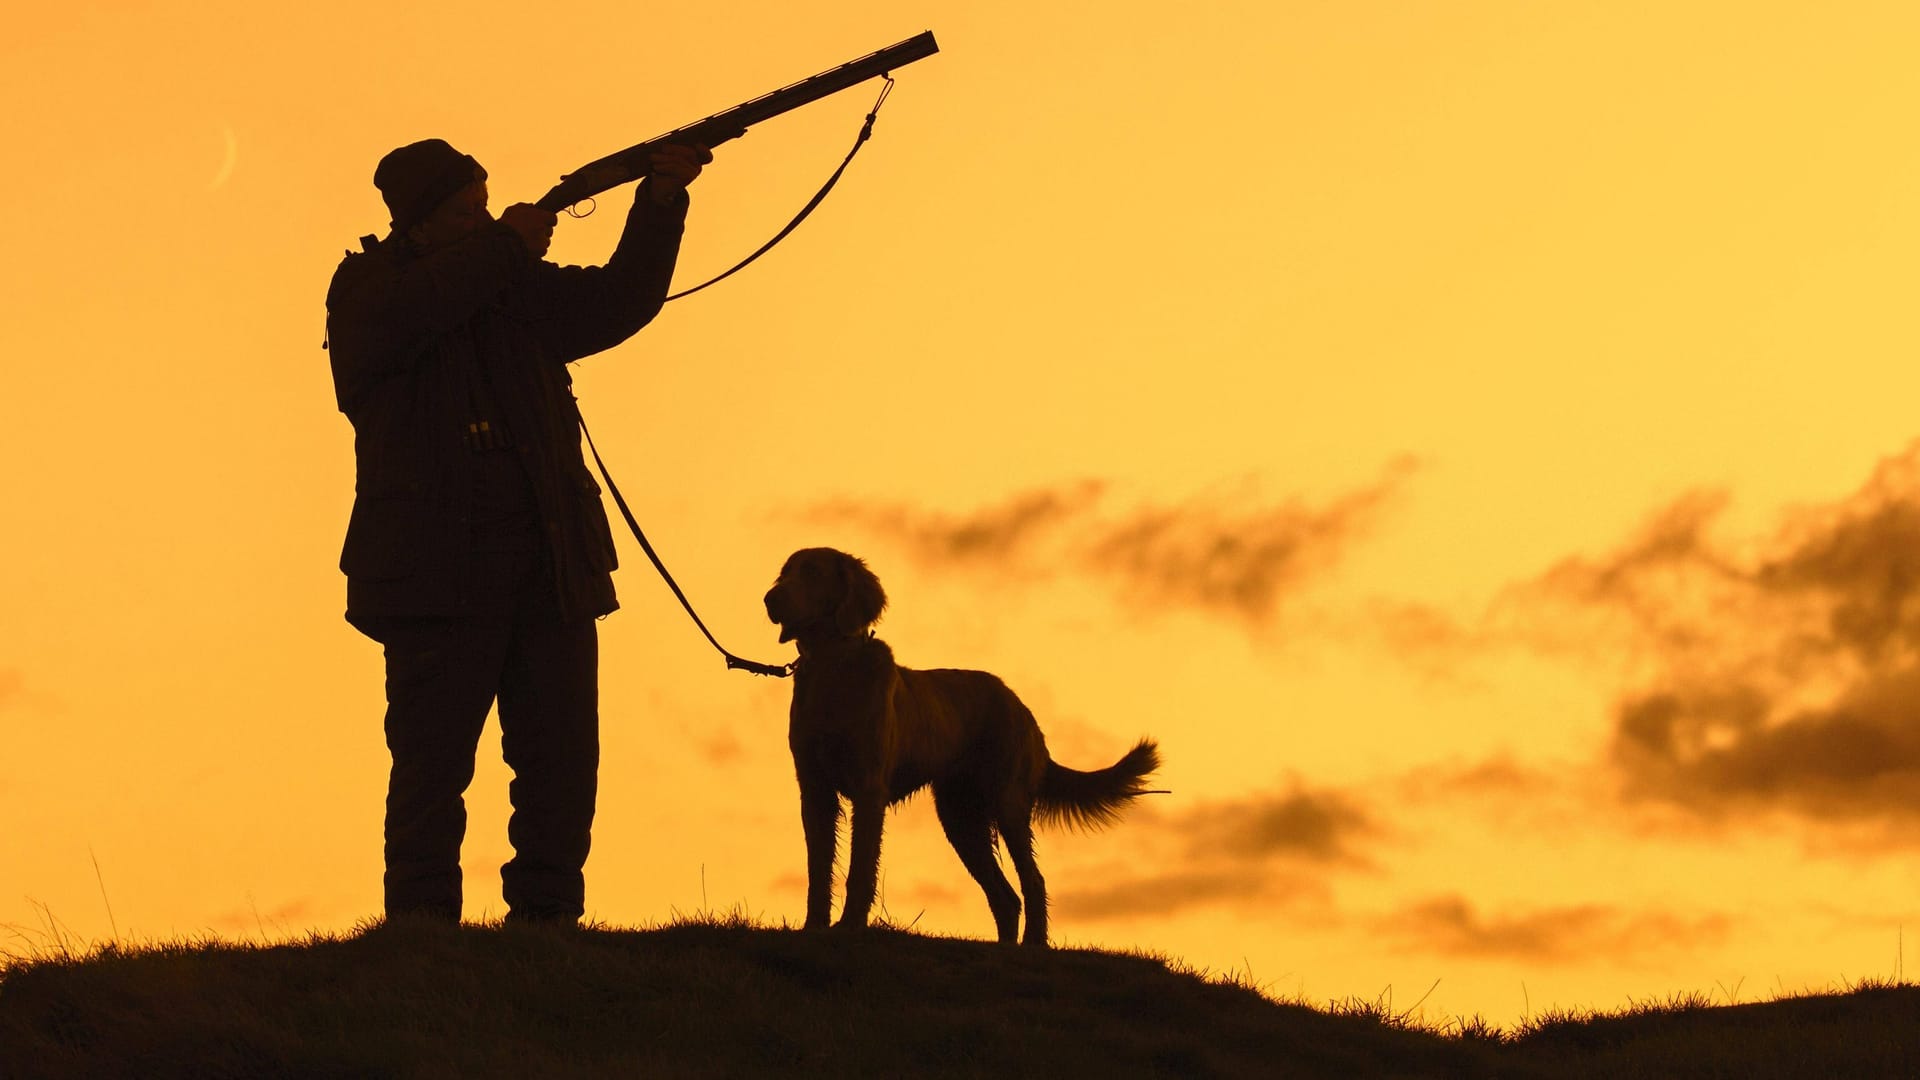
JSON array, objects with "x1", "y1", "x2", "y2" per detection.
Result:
[{"x1": 536, "y1": 31, "x2": 939, "y2": 214}]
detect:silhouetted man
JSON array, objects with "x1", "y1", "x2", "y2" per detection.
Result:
[{"x1": 324, "y1": 137, "x2": 708, "y2": 925}]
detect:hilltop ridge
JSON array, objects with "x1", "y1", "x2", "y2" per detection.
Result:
[{"x1": 1, "y1": 917, "x2": 1915, "y2": 1078}]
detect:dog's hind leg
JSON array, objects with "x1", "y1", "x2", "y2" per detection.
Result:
[
  {"x1": 934, "y1": 786, "x2": 1021, "y2": 944},
  {"x1": 1000, "y1": 814, "x2": 1049, "y2": 949}
]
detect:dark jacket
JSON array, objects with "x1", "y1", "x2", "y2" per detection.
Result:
[{"x1": 324, "y1": 190, "x2": 687, "y2": 622}]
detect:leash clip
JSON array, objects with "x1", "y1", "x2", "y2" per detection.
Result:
[{"x1": 726, "y1": 654, "x2": 796, "y2": 678}]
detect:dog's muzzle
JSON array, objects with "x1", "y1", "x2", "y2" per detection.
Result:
[{"x1": 765, "y1": 586, "x2": 793, "y2": 641}]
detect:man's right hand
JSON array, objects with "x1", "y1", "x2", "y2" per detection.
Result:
[{"x1": 500, "y1": 203, "x2": 557, "y2": 259}]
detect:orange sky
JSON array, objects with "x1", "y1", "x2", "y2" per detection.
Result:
[{"x1": 8, "y1": 0, "x2": 1920, "y2": 1024}]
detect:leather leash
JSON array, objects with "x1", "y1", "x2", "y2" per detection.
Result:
[{"x1": 580, "y1": 414, "x2": 793, "y2": 678}]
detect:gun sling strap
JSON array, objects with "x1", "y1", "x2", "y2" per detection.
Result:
[
  {"x1": 578, "y1": 77, "x2": 899, "y2": 678},
  {"x1": 663, "y1": 75, "x2": 893, "y2": 301}
]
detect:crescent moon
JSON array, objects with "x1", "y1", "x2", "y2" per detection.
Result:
[{"x1": 208, "y1": 125, "x2": 238, "y2": 191}]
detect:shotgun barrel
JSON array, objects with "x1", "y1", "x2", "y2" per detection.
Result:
[{"x1": 536, "y1": 31, "x2": 939, "y2": 214}]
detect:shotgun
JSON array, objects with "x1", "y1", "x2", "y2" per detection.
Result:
[{"x1": 536, "y1": 31, "x2": 939, "y2": 214}]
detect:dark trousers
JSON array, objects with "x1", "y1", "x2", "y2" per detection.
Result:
[{"x1": 353, "y1": 545, "x2": 600, "y2": 924}]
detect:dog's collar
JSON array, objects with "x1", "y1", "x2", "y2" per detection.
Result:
[{"x1": 793, "y1": 628, "x2": 877, "y2": 661}]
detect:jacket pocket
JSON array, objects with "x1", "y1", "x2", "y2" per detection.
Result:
[
  {"x1": 340, "y1": 496, "x2": 445, "y2": 581},
  {"x1": 576, "y1": 478, "x2": 619, "y2": 573}
]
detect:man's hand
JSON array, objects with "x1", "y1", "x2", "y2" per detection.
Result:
[
  {"x1": 645, "y1": 144, "x2": 711, "y2": 206},
  {"x1": 500, "y1": 203, "x2": 558, "y2": 258}
]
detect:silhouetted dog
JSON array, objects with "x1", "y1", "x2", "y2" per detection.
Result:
[{"x1": 764, "y1": 547, "x2": 1160, "y2": 947}]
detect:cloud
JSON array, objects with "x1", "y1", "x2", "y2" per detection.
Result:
[
  {"x1": 1377, "y1": 894, "x2": 1732, "y2": 963},
  {"x1": 1348, "y1": 489, "x2": 1763, "y2": 674},
  {"x1": 1053, "y1": 781, "x2": 1383, "y2": 921},
  {"x1": 1054, "y1": 867, "x2": 1328, "y2": 920},
  {"x1": 804, "y1": 481, "x2": 1106, "y2": 569},
  {"x1": 1179, "y1": 784, "x2": 1381, "y2": 866},
  {"x1": 1611, "y1": 674, "x2": 1920, "y2": 827},
  {"x1": 1391, "y1": 755, "x2": 1560, "y2": 804},
  {"x1": 798, "y1": 462, "x2": 1417, "y2": 625},
  {"x1": 1303, "y1": 441, "x2": 1920, "y2": 842},
  {"x1": 1528, "y1": 490, "x2": 1747, "y2": 651},
  {"x1": 1364, "y1": 599, "x2": 1492, "y2": 659},
  {"x1": 1084, "y1": 473, "x2": 1411, "y2": 623},
  {"x1": 1526, "y1": 440, "x2": 1920, "y2": 833}
]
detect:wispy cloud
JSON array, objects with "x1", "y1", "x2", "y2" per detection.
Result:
[
  {"x1": 1526, "y1": 441, "x2": 1920, "y2": 832},
  {"x1": 1336, "y1": 491, "x2": 1758, "y2": 676},
  {"x1": 1053, "y1": 781, "x2": 1383, "y2": 921},
  {"x1": 1335, "y1": 441, "x2": 1920, "y2": 840},
  {"x1": 1376, "y1": 894, "x2": 1733, "y2": 963},
  {"x1": 1054, "y1": 866, "x2": 1329, "y2": 920},
  {"x1": 804, "y1": 482, "x2": 1106, "y2": 570},
  {"x1": 1391, "y1": 756, "x2": 1561, "y2": 805},
  {"x1": 1610, "y1": 675, "x2": 1920, "y2": 827},
  {"x1": 798, "y1": 462, "x2": 1417, "y2": 625},
  {"x1": 1181, "y1": 785, "x2": 1381, "y2": 866}
]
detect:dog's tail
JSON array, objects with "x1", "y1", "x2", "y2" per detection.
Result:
[{"x1": 1034, "y1": 739, "x2": 1161, "y2": 831}]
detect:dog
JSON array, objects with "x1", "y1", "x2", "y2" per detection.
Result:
[{"x1": 763, "y1": 547, "x2": 1160, "y2": 947}]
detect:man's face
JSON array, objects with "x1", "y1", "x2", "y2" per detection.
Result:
[{"x1": 409, "y1": 179, "x2": 490, "y2": 250}]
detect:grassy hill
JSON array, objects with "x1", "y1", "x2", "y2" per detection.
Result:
[{"x1": 2, "y1": 915, "x2": 1916, "y2": 1078}]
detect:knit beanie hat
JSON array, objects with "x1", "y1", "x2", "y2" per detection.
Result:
[{"x1": 374, "y1": 139, "x2": 487, "y2": 233}]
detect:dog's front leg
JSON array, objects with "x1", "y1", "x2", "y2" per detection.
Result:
[
  {"x1": 837, "y1": 787, "x2": 887, "y2": 930},
  {"x1": 798, "y1": 778, "x2": 840, "y2": 931}
]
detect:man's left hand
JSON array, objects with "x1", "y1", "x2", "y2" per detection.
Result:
[{"x1": 646, "y1": 144, "x2": 710, "y2": 206}]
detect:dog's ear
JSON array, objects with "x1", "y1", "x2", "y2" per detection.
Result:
[{"x1": 834, "y1": 553, "x2": 887, "y2": 635}]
